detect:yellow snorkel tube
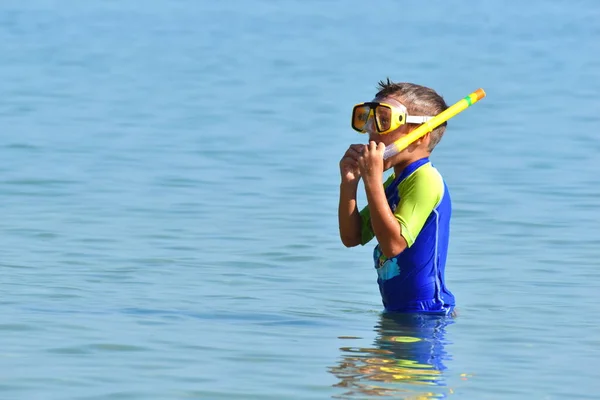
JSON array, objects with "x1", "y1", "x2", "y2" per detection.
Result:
[{"x1": 383, "y1": 88, "x2": 487, "y2": 159}]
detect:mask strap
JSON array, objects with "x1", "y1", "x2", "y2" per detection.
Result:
[{"x1": 405, "y1": 115, "x2": 434, "y2": 124}]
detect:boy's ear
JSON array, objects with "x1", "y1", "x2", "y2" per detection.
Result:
[
  {"x1": 408, "y1": 132, "x2": 430, "y2": 152},
  {"x1": 419, "y1": 132, "x2": 431, "y2": 146}
]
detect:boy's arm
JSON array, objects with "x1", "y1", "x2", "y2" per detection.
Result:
[
  {"x1": 359, "y1": 142, "x2": 442, "y2": 258},
  {"x1": 338, "y1": 182, "x2": 362, "y2": 247},
  {"x1": 338, "y1": 144, "x2": 367, "y2": 247},
  {"x1": 366, "y1": 166, "x2": 444, "y2": 257},
  {"x1": 358, "y1": 142, "x2": 407, "y2": 257}
]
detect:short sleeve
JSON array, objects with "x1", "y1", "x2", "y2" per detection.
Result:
[
  {"x1": 394, "y1": 167, "x2": 444, "y2": 247},
  {"x1": 359, "y1": 205, "x2": 374, "y2": 245}
]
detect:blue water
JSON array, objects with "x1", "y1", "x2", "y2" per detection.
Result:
[{"x1": 2, "y1": 1, "x2": 600, "y2": 399}]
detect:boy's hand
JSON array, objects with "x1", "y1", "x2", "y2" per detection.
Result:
[
  {"x1": 340, "y1": 144, "x2": 364, "y2": 185},
  {"x1": 358, "y1": 141, "x2": 385, "y2": 184}
]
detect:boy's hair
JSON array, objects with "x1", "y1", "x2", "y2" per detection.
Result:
[{"x1": 375, "y1": 78, "x2": 448, "y2": 152}]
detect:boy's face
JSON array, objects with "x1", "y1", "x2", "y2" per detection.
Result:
[
  {"x1": 367, "y1": 96, "x2": 410, "y2": 144},
  {"x1": 366, "y1": 95, "x2": 431, "y2": 168}
]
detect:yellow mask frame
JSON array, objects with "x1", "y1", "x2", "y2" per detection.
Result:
[{"x1": 351, "y1": 101, "x2": 433, "y2": 135}]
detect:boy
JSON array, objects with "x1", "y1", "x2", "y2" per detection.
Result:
[{"x1": 338, "y1": 79, "x2": 455, "y2": 315}]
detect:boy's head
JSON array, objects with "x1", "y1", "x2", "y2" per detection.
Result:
[
  {"x1": 353, "y1": 79, "x2": 448, "y2": 167},
  {"x1": 373, "y1": 79, "x2": 448, "y2": 152}
]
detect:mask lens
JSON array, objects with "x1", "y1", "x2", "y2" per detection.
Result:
[
  {"x1": 375, "y1": 105, "x2": 392, "y2": 132},
  {"x1": 352, "y1": 105, "x2": 372, "y2": 131}
]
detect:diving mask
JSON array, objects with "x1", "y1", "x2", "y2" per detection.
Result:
[{"x1": 351, "y1": 98, "x2": 434, "y2": 135}]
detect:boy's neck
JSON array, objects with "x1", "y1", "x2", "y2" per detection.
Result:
[{"x1": 393, "y1": 153, "x2": 430, "y2": 177}]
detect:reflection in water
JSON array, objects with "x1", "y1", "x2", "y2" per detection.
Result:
[{"x1": 329, "y1": 313, "x2": 455, "y2": 399}]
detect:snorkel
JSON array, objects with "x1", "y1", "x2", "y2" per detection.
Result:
[{"x1": 383, "y1": 88, "x2": 486, "y2": 159}]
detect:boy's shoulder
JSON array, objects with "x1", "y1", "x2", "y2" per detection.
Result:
[
  {"x1": 407, "y1": 161, "x2": 444, "y2": 182},
  {"x1": 388, "y1": 161, "x2": 445, "y2": 189},
  {"x1": 397, "y1": 162, "x2": 446, "y2": 203}
]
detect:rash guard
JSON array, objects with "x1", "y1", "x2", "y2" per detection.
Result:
[{"x1": 360, "y1": 157, "x2": 455, "y2": 314}]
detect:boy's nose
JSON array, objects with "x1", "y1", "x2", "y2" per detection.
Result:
[{"x1": 363, "y1": 116, "x2": 377, "y2": 134}]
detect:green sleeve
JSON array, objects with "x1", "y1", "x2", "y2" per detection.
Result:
[
  {"x1": 359, "y1": 205, "x2": 374, "y2": 245},
  {"x1": 394, "y1": 166, "x2": 444, "y2": 247}
]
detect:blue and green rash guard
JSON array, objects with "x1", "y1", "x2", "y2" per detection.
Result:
[{"x1": 359, "y1": 157, "x2": 455, "y2": 314}]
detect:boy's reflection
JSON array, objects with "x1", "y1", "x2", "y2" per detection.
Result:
[{"x1": 329, "y1": 312, "x2": 455, "y2": 399}]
